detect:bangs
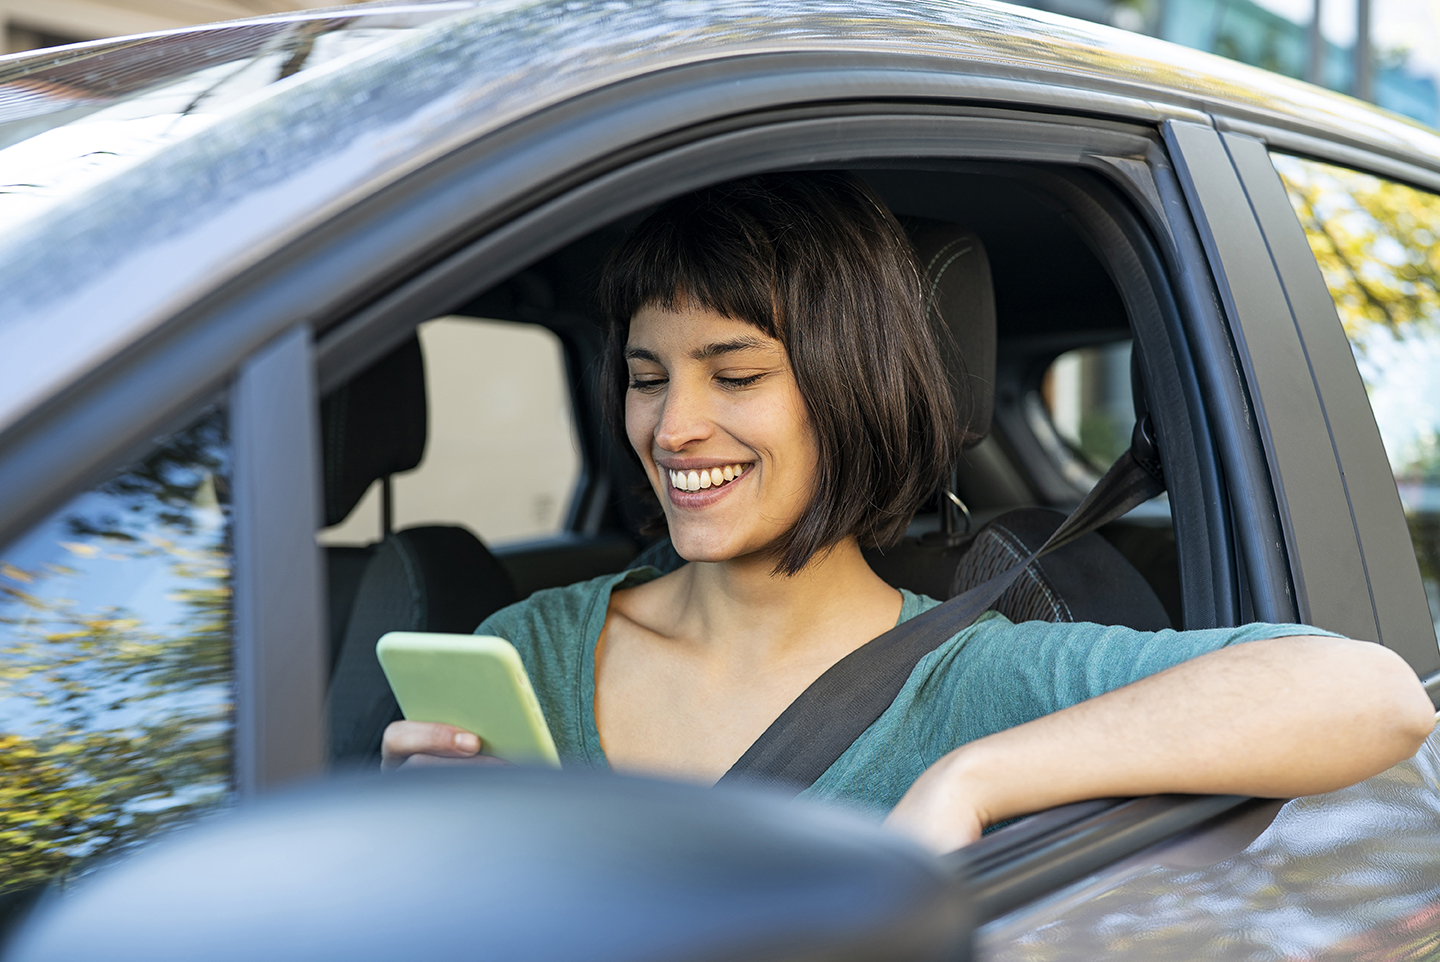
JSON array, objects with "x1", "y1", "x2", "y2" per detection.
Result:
[{"x1": 599, "y1": 186, "x2": 784, "y2": 339}]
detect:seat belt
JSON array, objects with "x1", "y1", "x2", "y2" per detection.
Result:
[{"x1": 716, "y1": 419, "x2": 1167, "y2": 795}]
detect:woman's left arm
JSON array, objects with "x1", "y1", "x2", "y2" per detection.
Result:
[{"x1": 885, "y1": 635, "x2": 1437, "y2": 853}]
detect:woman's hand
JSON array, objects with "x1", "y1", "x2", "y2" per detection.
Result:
[
  {"x1": 381, "y1": 720, "x2": 499, "y2": 772},
  {"x1": 884, "y1": 751, "x2": 988, "y2": 853}
]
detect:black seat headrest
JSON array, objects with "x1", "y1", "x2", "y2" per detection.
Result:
[
  {"x1": 903, "y1": 218, "x2": 996, "y2": 448},
  {"x1": 320, "y1": 336, "x2": 427, "y2": 528}
]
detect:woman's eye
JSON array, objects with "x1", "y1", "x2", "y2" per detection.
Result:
[
  {"x1": 629, "y1": 377, "x2": 666, "y2": 392},
  {"x1": 717, "y1": 374, "x2": 765, "y2": 389}
]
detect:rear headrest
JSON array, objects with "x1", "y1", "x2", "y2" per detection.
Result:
[
  {"x1": 903, "y1": 218, "x2": 996, "y2": 447},
  {"x1": 320, "y1": 336, "x2": 427, "y2": 528}
]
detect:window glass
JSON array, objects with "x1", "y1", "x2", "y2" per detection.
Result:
[
  {"x1": 1040, "y1": 341, "x2": 1136, "y2": 475},
  {"x1": 1273, "y1": 152, "x2": 1440, "y2": 637},
  {"x1": 0, "y1": 411, "x2": 232, "y2": 896},
  {"x1": 320, "y1": 317, "x2": 582, "y2": 546}
]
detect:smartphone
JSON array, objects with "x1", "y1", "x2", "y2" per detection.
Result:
[{"x1": 376, "y1": 632, "x2": 561, "y2": 767}]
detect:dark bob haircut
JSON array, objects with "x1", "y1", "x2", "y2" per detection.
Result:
[{"x1": 597, "y1": 171, "x2": 965, "y2": 575}]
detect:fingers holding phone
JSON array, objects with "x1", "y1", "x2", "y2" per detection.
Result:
[
  {"x1": 381, "y1": 720, "x2": 500, "y2": 771},
  {"x1": 376, "y1": 633, "x2": 561, "y2": 769}
]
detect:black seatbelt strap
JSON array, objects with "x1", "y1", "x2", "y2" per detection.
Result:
[{"x1": 716, "y1": 431, "x2": 1166, "y2": 794}]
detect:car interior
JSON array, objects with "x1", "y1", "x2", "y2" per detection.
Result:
[{"x1": 317, "y1": 165, "x2": 1186, "y2": 766}]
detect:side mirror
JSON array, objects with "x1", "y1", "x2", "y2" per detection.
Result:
[{"x1": 5, "y1": 769, "x2": 974, "y2": 962}]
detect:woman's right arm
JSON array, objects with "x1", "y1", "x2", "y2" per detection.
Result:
[{"x1": 380, "y1": 720, "x2": 490, "y2": 771}]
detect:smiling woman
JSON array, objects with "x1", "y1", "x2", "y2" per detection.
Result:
[
  {"x1": 380, "y1": 171, "x2": 1434, "y2": 853},
  {"x1": 600, "y1": 173, "x2": 963, "y2": 576}
]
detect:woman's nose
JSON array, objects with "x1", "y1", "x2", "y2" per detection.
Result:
[{"x1": 653, "y1": 382, "x2": 713, "y2": 451}]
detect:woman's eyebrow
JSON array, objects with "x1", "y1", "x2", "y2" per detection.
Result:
[
  {"x1": 690, "y1": 336, "x2": 773, "y2": 361},
  {"x1": 624, "y1": 347, "x2": 661, "y2": 363}
]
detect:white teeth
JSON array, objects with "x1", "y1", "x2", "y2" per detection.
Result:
[{"x1": 669, "y1": 464, "x2": 749, "y2": 492}]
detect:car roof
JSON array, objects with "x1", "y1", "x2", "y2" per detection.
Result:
[{"x1": 1, "y1": 0, "x2": 1437, "y2": 442}]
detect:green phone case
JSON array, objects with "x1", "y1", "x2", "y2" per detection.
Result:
[{"x1": 376, "y1": 632, "x2": 561, "y2": 767}]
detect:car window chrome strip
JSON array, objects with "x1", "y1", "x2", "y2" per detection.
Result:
[
  {"x1": 231, "y1": 325, "x2": 327, "y2": 793},
  {"x1": 951, "y1": 793, "x2": 1251, "y2": 923}
]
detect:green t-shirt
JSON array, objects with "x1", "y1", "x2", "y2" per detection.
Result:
[{"x1": 475, "y1": 566, "x2": 1331, "y2": 814}]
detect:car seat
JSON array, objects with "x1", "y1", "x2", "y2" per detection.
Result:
[
  {"x1": 862, "y1": 218, "x2": 1172, "y2": 631},
  {"x1": 322, "y1": 336, "x2": 519, "y2": 764}
]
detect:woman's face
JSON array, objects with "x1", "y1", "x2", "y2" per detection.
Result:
[{"x1": 625, "y1": 303, "x2": 819, "y2": 564}]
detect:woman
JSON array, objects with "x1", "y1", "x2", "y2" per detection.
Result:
[{"x1": 383, "y1": 172, "x2": 1434, "y2": 853}]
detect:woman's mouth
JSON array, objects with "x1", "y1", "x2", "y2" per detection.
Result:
[{"x1": 667, "y1": 463, "x2": 749, "y2": 492}]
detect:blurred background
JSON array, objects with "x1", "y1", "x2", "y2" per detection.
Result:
[{"x1": 1, "y1": 0, "x2": 1438, "y2": 129}]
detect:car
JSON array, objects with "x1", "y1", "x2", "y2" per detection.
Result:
[{"x1": 0, "y1": 0, "x2": 1438, "y2": 956}]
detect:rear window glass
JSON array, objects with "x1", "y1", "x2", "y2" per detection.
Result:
[
  {"x1": 320, "y1": 317, "x2": 581, "y2": 547},
  {"x1": 1040, "y1": 341, "x2": 1135, "y2": 476}
]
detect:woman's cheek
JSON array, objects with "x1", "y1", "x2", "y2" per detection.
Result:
[{"x1": 627, "y1": 397, "x2": 674, "y2": 503}]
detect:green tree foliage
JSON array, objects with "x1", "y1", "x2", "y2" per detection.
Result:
[
  {"x1": 1276, "y1": 155, "x2": 1440, "y2": 346},
  {"x1": 0, "y1": 413, "x2": 232, "y2": 896}
]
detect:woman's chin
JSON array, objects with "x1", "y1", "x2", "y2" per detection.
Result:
[
  {"x1": 668, "y1": 540, "x2": 738, "y2": 564},
  {"x1": 667, "y1": 532, "x2": 772, "y2": 567}
]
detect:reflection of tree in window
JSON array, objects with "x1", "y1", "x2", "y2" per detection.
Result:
[
  {"x1": 1274, "y1": 154, "x2": 1440, "y2": 635},
  {"x1": 0, "y1": 412, "x2": 232, "y2": 897}
]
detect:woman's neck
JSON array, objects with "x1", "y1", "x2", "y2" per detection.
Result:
[
  {"x1": 596, "y1": 537, "x2": 905, "y2": 782},
  {"x1": 643, "y1": 537, "x2": 902, "y2": 668}
]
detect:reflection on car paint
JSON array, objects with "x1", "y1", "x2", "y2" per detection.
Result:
[
  {"x1": 0, "y1": 16, "x2": 449, "y2": 233},
  {"x1": 980, "y1": 729, "x2": 1440, "y2": 959},
  {"x1": 0, "y1": 411, "x2": 232, "y2": 897}
]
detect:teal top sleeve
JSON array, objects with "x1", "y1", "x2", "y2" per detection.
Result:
[{"x1": 476, "y1": 568, "x2": 1340, "y2": 814}]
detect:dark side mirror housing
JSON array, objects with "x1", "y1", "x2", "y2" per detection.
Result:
[{"x1": 5, "y1": 768, "x2": 973, "y2": 962}]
